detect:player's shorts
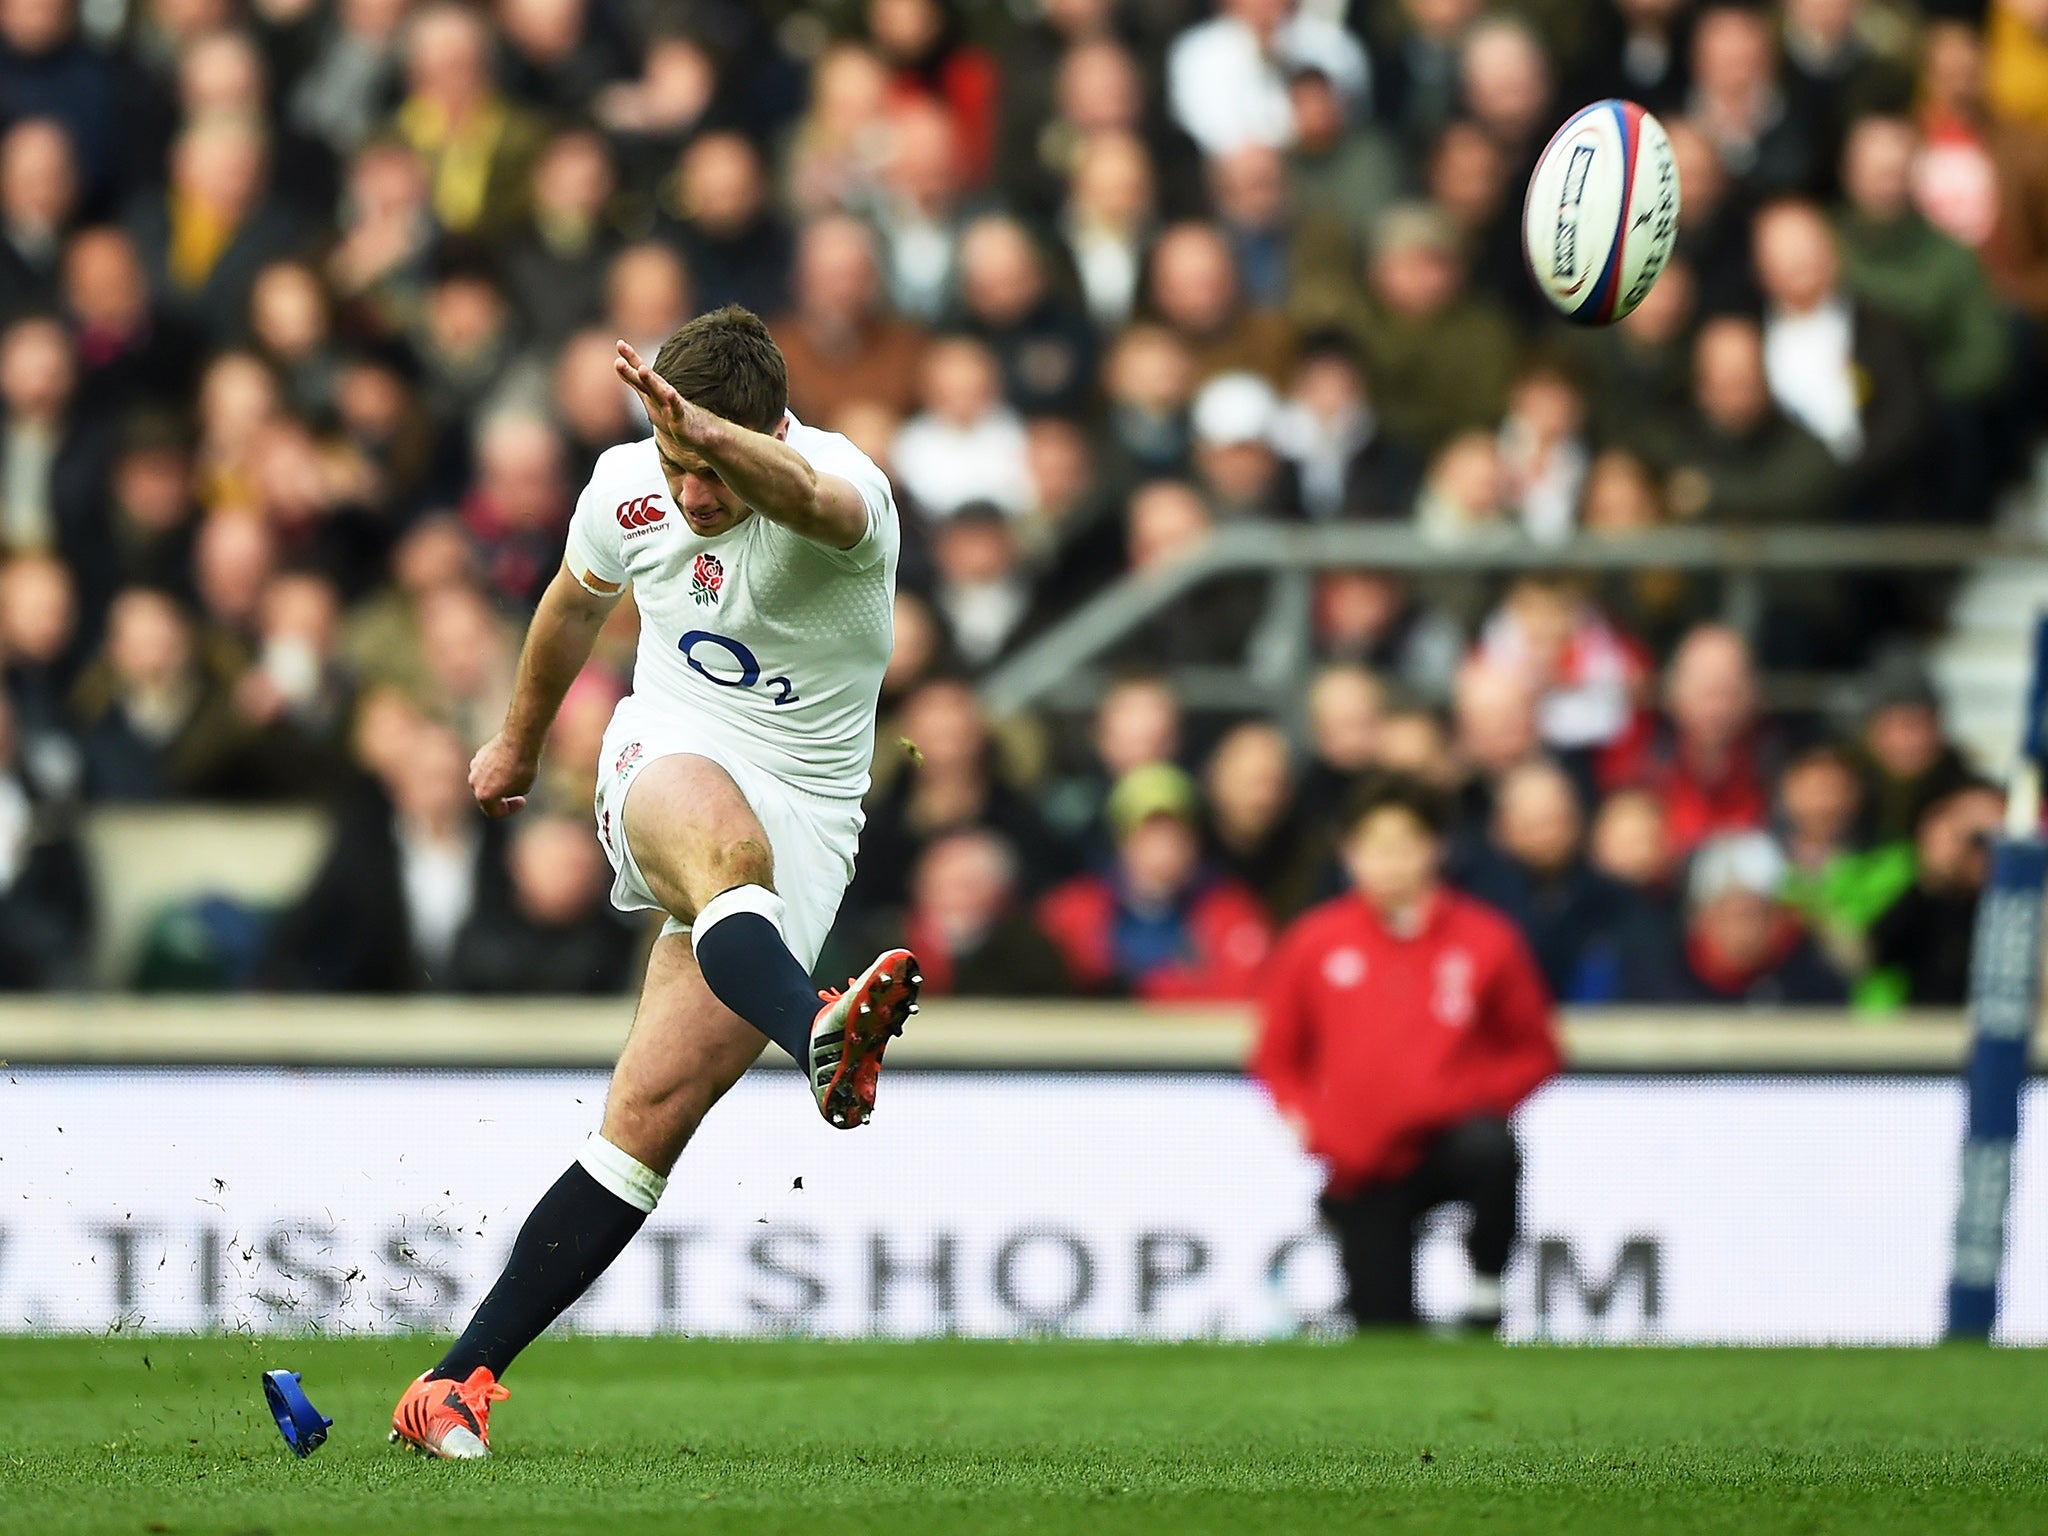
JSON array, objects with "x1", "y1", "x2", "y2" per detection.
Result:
[{"x1": 594, "y1": 695, "x2": 864, "y2": 970}]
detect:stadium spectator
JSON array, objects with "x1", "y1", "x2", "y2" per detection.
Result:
[
  {"x1": 502, "y1": 128, "x2": 623, "y2": 353},
  {"x1": 63, "y1": 225, "x2": 202, "y2": 418},
  {"x1": 553, "y1": 327, "x2": 642, "y2": 485},
  {"x1": 1188, "y1": 371, "x2": 1301, "y2": 521},
  {"x1": 1369, "y1": 0, "x2": 1483, "y2": 148},
  {"x1": 0, "y1": 688, "x2": 89, "y2": 988},
  {"x1": 1165, "y1": 0, "x2": 1369, "y2": 158},
  {"x1": 1640, "y1": 315, "x2": 1843, "y2": 525},
  {"x1": 927, "y1": 501, "x2": 1042, "y2": 669},
  {"x1": 391, "y1": 2, "x2": 547, "y2": 239},
  {"x1": 1414, "y1": 429, "x2": 1510, "y2": 541},
  {"x1": 867, "y1": 0, "x2": 1001, "y2": 189},
  {"x1": 412, "y1": 581, "x2": 515, "y2": 749},
  {"x1": 1687, "y1": 4, "x2": 1818, "y2": 197},
  {"x1": 461, "y1": 411, "x2": 573, "y2": 608},
  {"x1": 1, "y1": 315, "x2": 110, "y2": 602},
  {"x1": 1037, "y1": 762, "x2": 1273, "y2": 999},
  {"x1": 957, "y1": 214, "x2": 1097, "y2": 418},
  {"x1": 1774, "y1": 742, "x2": 1915, "y2": 1005},
  {"x1": 1112, "y1": 479, "x2": 1267, "y2": 670},
  {"x1": 1474, "y1": 574, "x2": 1646, "y2": 761},
  {"x1": 1312, "y1": 571, "x2": 1461, "y2": 701},
  {"x1": 447, "y1": 812, "x2": 638, "y2": 995},
  {"x1": 326, "y1": 137, "x2": 436, "y2": 330},
  {"x1": 1849, "y1": 660, "x2": 1976, "y2": 842},
  {"x1": 1099, "y1": 322, "x2": 1196, "y2": 479},
  {"x1": 892, "y1": 334, "x2": 1034, "y2": 518},
  {"x1": 1465, "y1": 757, "x2": 1631, "y2": 1002},
  {"x1": 1752, "y1": 197, "x2": 1932, "y2": 522},
  {"x1": 1867, "y1": 779, "x2": 2005, "y2": 1006},
  {"x1": 129, "y1": 113, "x2": 303, "y2": 344},
  {"x1": 1917, "y1": 20, "x2": 2048, "y2": 327},
  {"x1": 1838, "y1": 113, "x2": 2013, "y2": 518},
  {"x1": 1312, "y1": 203, "x2": 1517, "y2": 453},
  {"x1": 1604, "y1": 624, "x2": 1771, "y2": 855},
  {"x1": 172, "y1": 28, "x2": 339, "y2": 226},
  {"x1": 1201, "y1": 718, "x2": 1311, "y2": 917},
  {"x1": 1664, "y1": 118, "x2": 1763, "y2": 318},
  {"x1": 772, "y1": 213, "x2": 928, "y2": 423},
  {"x1": 1619, "y1": 830, "x2": 1848, "y2": 1004},
  {"x1": 1145, "y1": 220, "x2": 1293, "y2": 387},
  {"x1": 1575, "y1": 252, "x2": 1699, "y2": 443},
  {"x1": 1458, "y1": 16, "x2": 1556, "y2": 174},
  {"x1": 888, "y1": 827, "x2": 1073, "y2": 997},
  {"x1": 1582, "y1": 0, "x2": 1690, "y2": 117},
  {"x1": 853, "y1": 675, "x2": 1061, "y2": 916},
  {"x1": 0, "y1": 116, "x2": 74, "y2": 319},
  {"x1": 0, "y1": 0, "x2": 120, "y2": 208},
  {"x1": 1252, "y1": 771, "x2": 1560, "y2": 1331},
  {"x1": 0, "y1": 551, "x2": 82, "y2": 768},
  {"x1": 288, "y1": 0, "x2": 411, "y2": 160},
  {"x1": 1496, "y1": 359, "x2": 1591, "y2": 541},
  {"x1": 604, "y1": 240, "x2": 695, "y2": 378},
  {"x1": 1589, "y1": 787, "x2": 1679, "y2": 912},
  {"x1": 1271, "y1": 338, "x2": 1422, "y2": 522},
  {"x1": 663, "y1": 131, "x2": 792, "y2": 323},
  {"x1": 261, "y1": 709, "x2": 508, "y2": 991},
  {"x1": 593, "y1": 33, "x2": 717, "y2": 194},
  {"x1": 1286, "y1": 65, "x2": 1402, "y2": 238},
  {"x1": 69, "y1": 587, "x2": 245, "y2": 801},
  {"x1": 1058, "y1": 130, "x2": 1158, "y2": 333}
]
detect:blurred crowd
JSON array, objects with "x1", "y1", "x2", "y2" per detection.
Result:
[{"x1": 2, "y1": 0, "x2": 2044, "y2": 1000}]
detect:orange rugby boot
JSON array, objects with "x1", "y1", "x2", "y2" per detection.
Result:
[
  {"x1": 808, "y1": 947, "x2": 920, "y2": 1129},
  {"x1": 389, "y1": 1366, "x2": 510, "y2": 1460}
]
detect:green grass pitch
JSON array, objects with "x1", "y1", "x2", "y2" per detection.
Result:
[{"x1": 1, "y1": 1336, "x2": 2042, "y2": 1535}]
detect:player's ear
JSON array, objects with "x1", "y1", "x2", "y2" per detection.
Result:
[{"x1": 773, "y1": 413, "x2": 791, "y2": 442}]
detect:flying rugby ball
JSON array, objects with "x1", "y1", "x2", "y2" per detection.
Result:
[{"x1": 1523, "y1": 99, "x2": 1680, "y2": 326}]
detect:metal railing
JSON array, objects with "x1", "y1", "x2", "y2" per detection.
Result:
[{"x1": 978, "y1": 524, "x2": 2045, "y2": 716}]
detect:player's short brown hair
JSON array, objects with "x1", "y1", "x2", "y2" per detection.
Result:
[{"x1": 652, "y1": 305, "x2": 789, "y2": 432}]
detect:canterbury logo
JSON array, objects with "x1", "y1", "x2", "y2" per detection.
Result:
[{"x1": 615, "y1": 494, "x2": 667, "y2": 531}]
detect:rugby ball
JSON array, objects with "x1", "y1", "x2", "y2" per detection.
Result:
[{"x1": 1523, "y1": 99, "x2": 1680, "y2": 326}]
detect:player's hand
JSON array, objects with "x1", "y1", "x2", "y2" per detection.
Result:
[
  {"x1": 614, "y1": 339, "x2": 713, "y2": 459},
  {"x1": 469, "y1": 731, "x2": 538, "y2": 818}
]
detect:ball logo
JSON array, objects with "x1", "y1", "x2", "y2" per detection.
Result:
[
  {"x1": 1552, "y1": 138, "x2": 1598, "y2": 295},
  {"x1": 615, "y1": 494, "x2": 667, "y2": 534}
]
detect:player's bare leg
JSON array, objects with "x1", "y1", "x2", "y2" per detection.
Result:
[
  {"x1": 621, "y1": 753, "x2": 918, "y2": 1128},
  {"x1": 394, "y1": 938, "x2": 762, "y2": 1457}
]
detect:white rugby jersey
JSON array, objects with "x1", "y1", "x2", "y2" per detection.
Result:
[{"x1": 563, "y1": 418, "x2": 899, "y2": 801}]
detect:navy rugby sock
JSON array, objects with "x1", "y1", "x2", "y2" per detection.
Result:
[
  {"x1": 691, "y1": 887, "x2": 821, "y2": 1063},
  {"x1": 431, "y1": 1159, "x2": 647, "y2": 1381}
]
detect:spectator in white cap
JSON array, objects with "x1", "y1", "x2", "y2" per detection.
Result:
[
  {"x1": 1618, "y1": 830, "x2": 1848, "y2": 1004},
  {"x1": 1189, "y1": 370, "x2": 1302, "y2": 519}
]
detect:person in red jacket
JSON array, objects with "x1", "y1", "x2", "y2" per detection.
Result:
[
  {"x1": 1251, "y1": 771, "x2": 1562, "y2": 1330},
  {"x1": 1037, "y1": 763, "x2": 1274, "y2": 1000}
]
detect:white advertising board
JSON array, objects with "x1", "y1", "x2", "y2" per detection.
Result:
[{"x1": 0, "y1": 1070, "x2": 2040, "y2": 1343}]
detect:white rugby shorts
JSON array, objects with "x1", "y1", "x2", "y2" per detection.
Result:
[{"x1": 594, "y1": 695, "x2": 863, "y2": 969}]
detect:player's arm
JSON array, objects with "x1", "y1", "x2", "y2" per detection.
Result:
[
  {"x1": 470, "y1": 561, "x2": 620, "y2": 817},
  {"x1": 613, "y1": 339, "x2": 871, "y2": 551}
]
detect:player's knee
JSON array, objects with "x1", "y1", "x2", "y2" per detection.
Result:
[
  {"x1": 700, "y1": 835, "x2": 774, "y2": 902},
  {"x1": 602, "y1": 1083, "x2": 714, "y2": 1174}
]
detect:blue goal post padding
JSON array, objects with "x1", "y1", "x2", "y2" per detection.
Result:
[{"x1": 1948, "y1": 835, "x2": 2047, "y2": 1338}]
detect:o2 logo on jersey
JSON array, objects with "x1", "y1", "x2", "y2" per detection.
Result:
[
  {"x1": 615, "y1": 494, "x2": 668, "y2": 537},
  {"x1": 678, "y1": 630, "x2": 799, "y2": 706}
]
